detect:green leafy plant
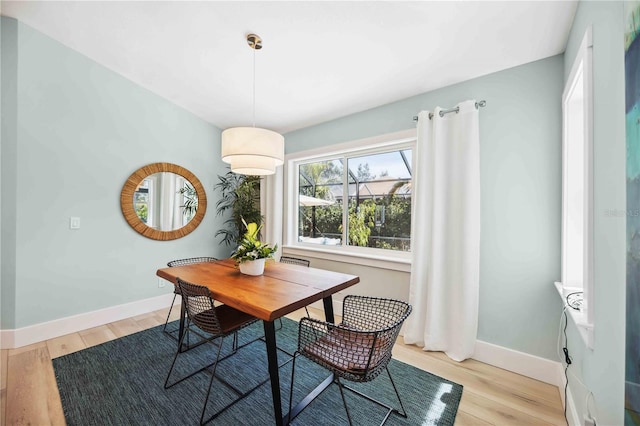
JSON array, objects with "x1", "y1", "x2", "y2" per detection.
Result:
[
  {"x1": 135, "y1": 203, "x2": 148, "y2": 223},
  {"x1": 230, "y1": 220, "x2": 278, "y2": 263},
  {"x1": 214, "y1": 170, "x2": 262, "y2": 246},
  {"x1": 178, "y1": 183, "x2": 198, "y2": 221},
  {"x1": 342, "y1": 201, "x2": 376, "y2": 247}
]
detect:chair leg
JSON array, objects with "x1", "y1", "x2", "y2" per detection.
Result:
[
  {"x1": 335, "y1": 377, "x2": 353, "y2": 426},
  {"x1": 164, "y1": 295, "x2": 208, "y2": 351},
  {"x1": 200, "y1": 337, "x2": 225, "y2": 425},
  {"x1": 339, "y1": 366, "x2": 408, "y2": 425},
  {"x1": 164, "y1": 293, "x2": 200, "y2": 349},
  {"x1": 164, "y1": 325, "x2": 188, "y2": 389},
  {"x1": 165, "y1": 330, "x2": 222, "y2": 390},
  {"x1": 163, "y1": 293, "x2": 178, "y2": 334},
  {"x1": 385, "y1": 366, "x2": 408, "y2": 418},
  {"x1": 185, "y1": 317, "x2": 190, "y2": 348}
]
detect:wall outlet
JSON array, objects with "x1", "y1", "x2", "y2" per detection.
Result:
[
  {"x1": 69, "y1": 217, "x2": 81, "y2": 230},
  {"x1": 158, "y1": 278, "x2": 166, "y2": 288}
]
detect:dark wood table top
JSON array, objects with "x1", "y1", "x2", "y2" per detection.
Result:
[{"x1": 156, "y1": 258, "x2": 360, "y2": 321}]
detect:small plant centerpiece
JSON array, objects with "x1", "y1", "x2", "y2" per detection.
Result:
[{"x1": 231, "y1": 220, "x2": 277, "y2": 276}]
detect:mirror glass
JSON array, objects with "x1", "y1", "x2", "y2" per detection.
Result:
[
  {"x1": 121, "y1": 162, "x2": 207, "y2": 241},
  {"x1": 133, "y1": 172, "x2": 198, "y2": 231}
]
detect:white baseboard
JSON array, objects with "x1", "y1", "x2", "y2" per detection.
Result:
[
  {"x1": 0, "y1": 293, "x2": 178, "y2": 349},
  {"x1": 473, "y1": 340, "x2": 578, "y2": 423},
  {"x1": 473, "y1": 340, "x2": 562, "y2": 386}
]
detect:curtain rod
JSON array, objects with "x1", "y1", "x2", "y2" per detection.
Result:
[{"x1": 412, "y1": 100, "x2": 486, "y2": 122}]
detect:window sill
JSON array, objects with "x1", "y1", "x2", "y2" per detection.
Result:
[
  {"x1": 282, "y1": 245, "x2": 411, "y2": 272},
  {"x1": 554, "y1": 281, "x2": 594, "y2": 349}
]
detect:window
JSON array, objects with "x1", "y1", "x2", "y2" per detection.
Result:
[
  {"x1": 134, "y1": 178, "x2": 152, "y2": 225},
  {"x1": 285, "y1": 130, "x2": 415, "y2": 263},
  {"x1": 559, "y1": 27, "x2": 593, "y2": 348}
]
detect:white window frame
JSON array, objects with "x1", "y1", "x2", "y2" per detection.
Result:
[
  {"x1": 557, "y1": 27, "x2": 594, "y2": 348},
  {"x1": 283, "y1": 129, "x2": 416, "y2": 271}
]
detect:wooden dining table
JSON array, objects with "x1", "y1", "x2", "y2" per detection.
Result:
[{"x1": 156, "y1": 258, "x2": 360, "y2": 425}]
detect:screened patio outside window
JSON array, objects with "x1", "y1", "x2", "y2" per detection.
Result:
[{"x1": 296, "y1": 148, "x2": 413, "y2": 253}]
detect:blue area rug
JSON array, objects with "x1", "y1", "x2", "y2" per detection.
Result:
[{"x1": 53, "y1": 318, "x2": 462, "y2": 425}]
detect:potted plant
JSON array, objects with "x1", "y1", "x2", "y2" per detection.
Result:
[{"x1": 231, "y1": 220, "x2": 277, "y2": 276}]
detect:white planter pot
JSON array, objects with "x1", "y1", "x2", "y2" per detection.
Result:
[{"x1": 239, "y1": 258, "x2": 266, "y2": 276}]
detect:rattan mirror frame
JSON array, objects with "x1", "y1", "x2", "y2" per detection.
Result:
[{"x1": 120, "y1": 162, "x2": 207, "y2": 241}]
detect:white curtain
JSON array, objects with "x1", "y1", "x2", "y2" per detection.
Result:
[
  {"x1": 404, "y1": 99, "x2": 481, "y2": 362},
  {"x1": 159, "y1": 172, "x2": 179, "y2": 231},
  {"x1": 260, "y1": 166, "x2": 284, "y2": 254}
]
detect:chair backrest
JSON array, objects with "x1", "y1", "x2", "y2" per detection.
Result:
[
  {"x1": 176, "y1": 278, "x2": 222, "y2": 336},
  {"x1": 279, "y1": 256, "x2": 310, "y2": 267},
  {"x1": 167, "y1": 257, "x2": 218, "y2": 267},
  {"x1": 342, "y1": 295, "x2": 411, "y2": 332}
]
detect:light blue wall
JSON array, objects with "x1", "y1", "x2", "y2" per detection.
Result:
[
  {"x1": 1, "y1": 18, "x2": 230, "y2": 329},
  {"x1": 562, "y1": 2, "x2": 626, "y2": 425},
  {"x1": 1, "y1": 17, "x2": 19, "y2": 330},
  {"x1": 286, "y1": 55, "x2": 564, "y2": 361}
]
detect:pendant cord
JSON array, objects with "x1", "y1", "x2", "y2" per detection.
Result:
[{"x1": 252, "y1": 46, "x2": 256, "y2": 128}]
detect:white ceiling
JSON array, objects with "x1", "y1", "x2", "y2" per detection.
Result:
[{"x1": 1, "y1": 1, "x2": 577, "y2": 133}]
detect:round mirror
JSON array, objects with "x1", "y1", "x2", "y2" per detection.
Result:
[{"x1": 120, "y1": 163, "x2": 207, "y2": 240}]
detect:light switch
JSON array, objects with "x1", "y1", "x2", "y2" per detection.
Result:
[{"x1": 69, "y1": 217, "x2": 81, "y2": 230}]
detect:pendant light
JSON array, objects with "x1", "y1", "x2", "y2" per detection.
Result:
[{"x1": 221, "y1": 34, "x2": 284, "y2": 176}]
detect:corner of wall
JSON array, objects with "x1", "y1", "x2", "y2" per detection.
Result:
[{"x1": 1, "y1": 15, "x2": 19, "y2": 332}]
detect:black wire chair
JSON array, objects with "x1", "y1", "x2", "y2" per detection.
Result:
[
  {"x1": 288, "y1": 295, "x2": 412, "y2": 426},
  {"x1": 279, "y1": 256, "x2": 312, "y2": 318},
  {"x1": 164, "y1": 257, "x2": 218, "y2": 341},
  {"x1": 164, "y1": 278, "x2": 259, "y2": 425}
]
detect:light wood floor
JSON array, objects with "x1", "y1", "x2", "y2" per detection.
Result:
[{"x1": 0, "y1": 306, "x2": 565, "y2": 426}]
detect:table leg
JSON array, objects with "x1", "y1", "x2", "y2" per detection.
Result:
[
  {"x1": 323, "y1": 295, "x2": 335, "y2": 323},
  {"x1": 264, "y1": 320, "x2": 283, "y2": 426}
]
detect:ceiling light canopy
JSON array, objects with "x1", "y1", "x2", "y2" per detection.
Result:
[{"x1": 221, "y1": 34, "x2": 284, "y2": 176}]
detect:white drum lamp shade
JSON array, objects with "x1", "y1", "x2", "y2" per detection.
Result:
[
  {"x1": 221, "y1": 127, "x2": 284, "y2": 175},
  {"x1": 228, "y1": 154, "x2": 277, "y2": 176}
]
